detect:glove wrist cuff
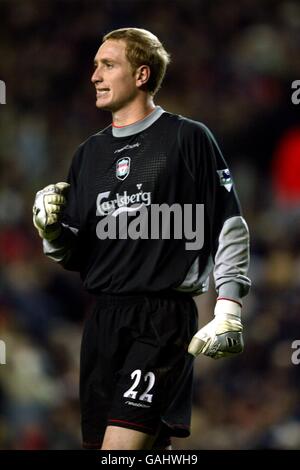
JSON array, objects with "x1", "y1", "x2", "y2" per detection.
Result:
[
  {"x1": 214, "y1": 298, "x2": 241, "y2": 319},
  {"x1": 39, "y1": 224, "x2": 62, "y2": 241}
]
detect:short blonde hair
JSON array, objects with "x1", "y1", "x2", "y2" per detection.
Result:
[{"x1": 103, "y1": 28, "x2": 170, "y2": 96}]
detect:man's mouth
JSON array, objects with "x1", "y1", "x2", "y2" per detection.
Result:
[{"x1": 96, "y1": 88, "x2": 110, "y2": 97}]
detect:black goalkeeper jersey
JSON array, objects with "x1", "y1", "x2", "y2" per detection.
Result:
[{"x1": 44, "y1": 107, "x2": 250, "y2": 300}]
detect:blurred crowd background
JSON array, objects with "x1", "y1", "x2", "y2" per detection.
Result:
[{"x1": 1, "y1": 0, "x2": 300, "y2": 449}]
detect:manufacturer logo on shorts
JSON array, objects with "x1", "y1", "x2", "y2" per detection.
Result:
[
  {"x1": 125, "y1": 401, "x2": 150, "y2": 408},
  {"x1": 116, "y1": 157, "x2": 131, "y2": 181}
]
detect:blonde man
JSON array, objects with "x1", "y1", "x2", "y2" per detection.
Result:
[{"x1": 33, "y1": 28, "x2": 250, "y2": 450}]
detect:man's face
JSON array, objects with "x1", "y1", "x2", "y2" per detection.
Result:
[{"x1": 91, "y1": 39, "x2": 139, "y2": 112}]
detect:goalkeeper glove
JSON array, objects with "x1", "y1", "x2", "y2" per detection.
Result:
[
  {"x1": 188, "y1": 299, "x2": 244, "y2": 359},
  {"x1": 33, "y1": 182, "x2": 70, "y2": 241}
]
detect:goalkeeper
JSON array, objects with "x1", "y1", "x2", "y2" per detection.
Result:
[{"x1": 33, "y1": 28, "x2": 250, "y2": 450}]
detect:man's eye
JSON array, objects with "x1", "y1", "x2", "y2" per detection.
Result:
[{"x1": 106, "y1": 63, "x2": 113, "y2": 68}]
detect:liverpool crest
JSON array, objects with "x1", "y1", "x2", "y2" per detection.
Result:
[{"x1": 116, "y1": 157, "x2": 131, "y2": 181}]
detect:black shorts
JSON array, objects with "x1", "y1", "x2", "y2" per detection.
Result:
[{"x1": 80, "y1": 292, "x2": 198, "y2": 449}]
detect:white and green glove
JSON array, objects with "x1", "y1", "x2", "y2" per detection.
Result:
[
  {"x1": 188, "y1": 299, "x2": 244, "y2": 359},
  {"x1": 33, "y1": 182, "x2": 70, "y2": 241}
]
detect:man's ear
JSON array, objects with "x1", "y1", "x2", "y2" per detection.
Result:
[{"x1": 136, "y1": 65, "x2": 151, "y2": 88}]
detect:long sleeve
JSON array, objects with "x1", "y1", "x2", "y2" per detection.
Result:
[
  {"x1": 43, "y1": 146, "x2": 84, "y2": 272},
  {"x1": 178, "y1": 118, "x2": 251, "y2": 302},
  {"x1": 200, "y1": 124, "x2": 251, "y2": 302}
]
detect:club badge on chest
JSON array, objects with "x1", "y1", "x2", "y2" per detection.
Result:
[{"x1": 116, "y1": 157, "x2": 131, "y2": 181}]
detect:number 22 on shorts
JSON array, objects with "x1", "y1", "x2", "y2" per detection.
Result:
[{"x1": 123, "y1": 369, "x2": 156, "y2": 403}]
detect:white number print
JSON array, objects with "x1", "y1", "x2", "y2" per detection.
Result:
[
  {"x1": 123, "y1": 369, "x2": 156, "y2": 403},
  {"x1": 139, "y1": 372, "x2": 155, "y2": 403},
  {"x1": 123, "y1": 369, "x2": 142, "y2": 400}
]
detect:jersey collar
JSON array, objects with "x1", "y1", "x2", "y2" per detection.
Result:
[{"x1": 112, "y1": 106, "x2": 165, "y2": 138}]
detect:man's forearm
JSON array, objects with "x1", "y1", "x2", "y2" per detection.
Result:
[
  {"x1": 214, "y1": 215, "x2": 251, "y2": 303},
  {"x1": 43, "y1": 223, "x2": 80, "y2": 270}
]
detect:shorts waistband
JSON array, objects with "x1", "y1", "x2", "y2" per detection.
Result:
[{"x1": 92, "y1": 291, "x2": 192, "y2": 308}]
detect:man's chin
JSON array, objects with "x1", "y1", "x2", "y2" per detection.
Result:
[
  {"x1": 96, "y1": 99, "x2": 122, "y2": 113},
  {"x1": 95, "y1": 100, "x2": 111, "y2": 111}
]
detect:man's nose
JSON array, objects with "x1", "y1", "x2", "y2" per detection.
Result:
[{"x1": 91, "y1": 67, "x2": 103, "y2": 84}]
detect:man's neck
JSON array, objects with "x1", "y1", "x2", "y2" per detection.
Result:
[{"x1": 112, "y1": 98, "x2": 155, "y2": 127}]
